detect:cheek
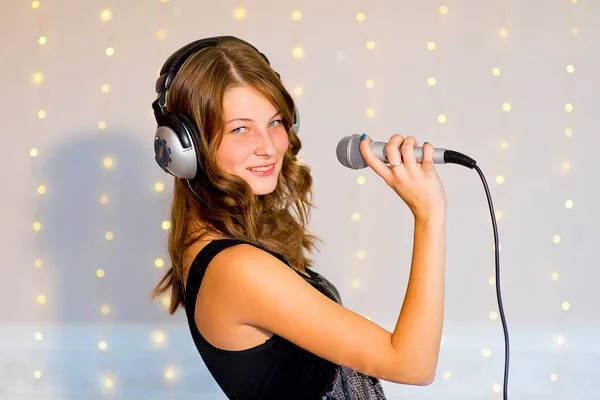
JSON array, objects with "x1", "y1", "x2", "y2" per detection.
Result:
[
  {"x1": 275, "y1": 133, "x2": 290, "y2": 155},
  {"x1": 215, "y1": 142, "x2": 246, "y2": 173}
]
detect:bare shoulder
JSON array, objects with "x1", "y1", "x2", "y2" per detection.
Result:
[{"x1": 208, "y1": 243, "x2": 431, "y2": 385}]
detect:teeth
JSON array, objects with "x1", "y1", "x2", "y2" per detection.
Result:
[{"x1": 249, "y1": 165, "x2": 274, "y2": 172}]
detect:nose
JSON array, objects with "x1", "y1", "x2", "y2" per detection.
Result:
[{"x1": 254, "y1": 128, "x2": 276, "y2": 158}]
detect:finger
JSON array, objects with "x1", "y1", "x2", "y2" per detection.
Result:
[
  {"x1": 359, "y1": 134, "x2": 393, "y2": 182},
  {"x1": 400, "y1": 136, "x2": 419, "y2": 172},
  {"x1": 421, "y1": 141, "x2": 435, "y2": 174},
  {"x1": 384, "y1": 134, "x2": 406, "y2": 167}
]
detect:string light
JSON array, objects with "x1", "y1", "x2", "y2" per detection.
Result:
[
  {"x1": 550, "y1": 272, "x2": 559, "y2": 281},
  {"x1": 351, "y1": 279, "x2": 361, "y2": 289},
  {"x1": 565, "y1": 200, "x2": 573, "y2": 209},
  {"x1": 500, "y1": 140, "x2": 509, "y2": 150},
  {"x1": 427, "y1": 77, "x2": 437, "y2": 86},
  {"x1": 489, "y1": 311, "x2": 499, "y2": 320},
  {"x1": 101, "y1": 305, "x2": 110, "y2": 315},
  {"x1": 37, "y1": 185, "x2": 46, "y2": 194},
  {"x1": 481, "y1": 348, "x2": 491, "y2": 358},
  {"x1": 550, "y1": 373, "x2": 559, "y2": 382},
  {"x1": 356, "y1": 176, "x2": 366, "y2": 185},
  {"x1": 96, "y1": 269, "x2": 105, "y2": 278},
  {"x1": 565, "y1": 103, "x2": 573, "y2": 112},
  {"x1": 105, "y1": 47, "x2": 115, "y2": 56},
  {"x1": 351, "y1": 213, "x2": 360, "y2": 222},
  {"x1": 161, "y1": 221, "x2": 171, "y2": 230},
  {"x1": 502, "y1": 102, "x2": 511, "y2": 112},
  {"x1": 437, "y1": 114, "x2": 447, "y2": 124},
  {"x1": 496, "y1": 175, "x2": 505, "y2": 184},
  {"x1": 556, "y1": 335, "x2": 566, "y2": 345},
  {"x1": 233, "y1": 8, "x2": 247, "y2": 21},
  {"x1": 165, "y1": 367, "x2": 176, "y2": 380},
  {"x1": 566, "y1": 64, "x2": 575, "y2": 73},
  {"x1": 493, "y1": 384, "x2": 502, "y2": 393},
  {"x1": 100, "y1": 194, "x2": 109, "y2": 204},
  {"x1": 292, "y1": 46, "x2": 304, "y2": 59},
  {"x1": 34, "y1": 370, "x2": 42, "y2": 379},
  {"x1": 561, "y1": 301, "x2": 570, "y2": 311},
  {"x1": 31, "y1": 1, "x2": 40, "y2": 9},
  {"x1": 427, "y1": 41, "x2": 436, "y2": 51},
  {"x1": 154, "y1": 182, "x2": 164, "y2": 192},
  {"x1": 99, "y1": 341, "x2": 108, "y2": 350},
  {"x1": 155, "y1": 258, "x2": 164, "y2": 268},
  {"x1": 439, "y1": 6, "x2": 448, "y2": 14},
  {"x1": 443, "y1": 371, "x2": 452, "y2": 379},
  {"x1": 356, "y1": 250, "x2": 365, "y2": 260},
  {"x1": 570, "y1": 27, "x2": 579, "y2": 36},
  {"x1": 291, "y1": 10, "x2": 302, "y2": 20},
  {"x1": 356, "y1": 13, "x2": 366, "y2": 22},
  {"x1": 366, "y1": 108, "x2": 375, "y2": 118},
  {"x1": 32, "y1": 72, "x2": 43, "y2": 84},
  {"x1": 499, "y1": 28, "x2": 508, "y2": 38},
  {"x1": 103, "y1": 157, "x2": 114, "y2": 169},
  {"x1": 552, "y1": 235, "x2": 561, "y2": 244},
  {"x1": 366, "y1": 41, "x2": 375, "y2": 50},
  {"x1": 105, "y1": 231, "x2": 114, "y2": 241},
  {"x1": 101, "y1": 84, "x2": 110, "y2": 93},
  {"x1": 100, "y1": 9, "x2": 112, "y2": 22},
  {"x1": 34, "y1": 259, "x2": 43, "y2": 268},
  {"x1": 38, "y1": 36, "x2": 47, "y2": 45},
  {"x1": 104, "y1": 378, "x2": 114, "y2": 388},
  {"x1": 293, "y1": 86, "x2": 303, "y2": 96},
  {"x1": 98, "y1": 121, "x2": 107, "y2": 130},
  {"x1": 492, "y1": 67, "x2": 501, "y2": 76},
  {"x1": 33, "y1": 222, "x2": 42, "y2": 231},
  {"x1": 365, "y1": 80, "x2": 374, "y2": 89},
  {"x1": 156, "y1": 30, "x2": 166, "y2": 40},
  {"x1": 36, "y1": 294, "x2": 46, "y2": 304},
  {"x1": 35, "y1": 332, "x2": 43, "y2": 341},
  {"x1": 38, "y1": 110, "x2": 46, "y2": 119}
]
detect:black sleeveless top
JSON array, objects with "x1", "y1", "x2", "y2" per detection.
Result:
[{"x1": 184, "y1": 239, "x2": 387, "y2": 400}]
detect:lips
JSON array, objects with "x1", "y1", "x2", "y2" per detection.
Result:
[{"x1": 247, "y1": 163, "x2": 275, "y2": 172}]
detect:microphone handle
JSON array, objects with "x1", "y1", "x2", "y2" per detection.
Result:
[{"x1": 371, "y1": 141, "x2": 447, "y2": 164}]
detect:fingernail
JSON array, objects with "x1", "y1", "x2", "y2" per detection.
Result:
[
  {"x1": 360, "y1": 133, "x2": 366, "y2": 142},
  {"x1": 424, "y1": 141, "x2": 429, "y2": 145}
]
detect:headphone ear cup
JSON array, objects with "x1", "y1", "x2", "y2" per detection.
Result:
[
  {"x1": 154, "y1": 112, "x2": 198, "y2": 180},
  {"x1": 178, "y1": 112, "x2": 209, "y2": 179},
  {"x1": 292, "y1": 105, "x2": 300, "y2": 134}
]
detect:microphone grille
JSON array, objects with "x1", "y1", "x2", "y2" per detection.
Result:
[{"x1": 336, "y1": 134, "x2": 368, "y2": 169}]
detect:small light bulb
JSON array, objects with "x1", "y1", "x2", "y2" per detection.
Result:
[
  {"x1": 566, "y1": 64, "x2": 575, "y2": 73},
  {"x1": 34, "y1": 370, "x2": 42, "y2": 379},
  {"x1": 553, "y1": 235, "x2": 561, "y2": 244},
  {"x1": 105, "y1": 47, "x2": 115, "y2": 56},
  {"x1": 427, "y1": 77, "x2": 437, "y2": 86},
  {"x1": 356, "y1": 250, "x2": 365, "y2": 260},
  {"x1": 165, "y1": 367, "x2": 175, "y2": 380},
  {"x1": 562, "y1": 301, "x2": 570, "y2": 311},
  {"x1": 98, "y1": 121, "x2": 107, "y2": 130},
  {"x1": 37, "y1": 185, "x2": 46, "y2": 194},
  {"x1": 496, "y1": 175, "x2": 504, "y2": 184},
  {"x1": 99, "y1": 341, "x2": 108, "y2": 350},
  {"x1": 556, "y1": 335, "x2": 566, "y2": 345},
  {"x1": 155, "y1": 182, "x2": 164, "y2": 192},
  {"x1": 365, "y1": 80, "x2": 375, "y2": 89},
  {"x1": 100, "y1": 194, "x2": 109, "y2": 204},
  {"x1": 500, "y1": 140, "x2": 509, "y2": 149},
  {"x1": 35, "y1": 332, "x2": 43, "y2": 340},
  {"x1": 162, "y1": 221, "x2": 171, "y2": 230},
  {"x1": 103, "y1": 157, "x2": 114, "y2": 169},
  {"x1": 38, "y1": 36, "x2": 47, "y2": 45},
  {"x1": 33, "y1": 72, "x2": 43, "y2": 84},
  {"x1": 493, "y1": 384, "x2": 502, "y2": 392},
  {"x1": 565, "y1": 103, "x2": 573, "y2": 113},
  {"x1": 550, "y1": 373, "x2": 558, "y2": 382},
  {"x1": 366, "y1": 41, "x2": 375, "y2": 50},
  {"x1": 366, "y1": 108, "x2": 375, "y2": 118},
  {"x1": 38, "y1": 110, "x2": 46, "y2": 119},
  {"x1": 565, "y1": 128, "x2": 573, "y2": 137},
  {"x1": 562, "y1": 162, "x2": 571, "y2": 171},
  {"x1": 33, "y1": 222, "x2": 42, "y2": 231},
  {"x1": 439, "y1": 6, "x2": 448, "y2": 14},
  {"x1": 30, "y1": 148, "x2": 39, "y2": 157},
  {"x1": 502, "y1": 102, "x2": 511, "y2": 112},
  {"x1": 34, "y1": 259, "x2": 43, "y2": 268},
  {"x1": 356, "y1": 13, "x2": 366, "y2": 22},
  {"x1": 37, "y1": 294, "x2": 46, "y2": 304},
  {"x1": 565, "y1": 200, "x2": 573, "y2": 209},
  {"x1": 351, "y1": 213, "x2": 360, "y2": 222},
  {"x1": 156, "y1": 29, "x2": 166, "y2": 40},
  {"x1": 488, "y1": 276, "x2": 496, "y2": 286},
  {"x1": 101, "y1": 84, "x2": 110, "y2": 93},
  {"x1": 499, "y1": 28, "x2": 508, "y2": 38},
  {"x1": 571, "y1": 27, "x2": 579, "y2": 36},
  {"x1": 291, "y1": 10, "x2": 302, "y2": 20},
  {"x1": 357, "y1": 176, "x2": 366, "y2": 185},
  {"x1": 292, "y1": 46, "x2": 304, "y2": 59},
  {"x1": 100, "y1": 9, "x2": 112, "y2": 22},
  {"x1": 155, "y1": 258, "x2": 164, "y2": 268},
  {"x1": 443, "y1": 371, "x2": 452, "y2": 379},
  {"x1": 489, "y1": 311, "x2": 498, "y2": 320},
  {"x1": 233, "y1": 8, "x2": 247, "y2": 20},
  {"x1": 101, "y1": 305, "x2": 110, "y2": 315},
  {"x1": 437, "y1": 114, "x2": 447, "y2": 124},
  {"x1": 96, "y1": 269, "x2": 105, "y2": 278},
  {"x1": 294, "y1": 86, "x2": 303, "y2": 95},
  {"x1": 427, "y1": 41, "x2": 436, "y2": 51},
  {"x1": 104, "y1": 378, "x2": 114, "y2": 388},
  {"x1": 32, "y1": 1, "x2": 40, "y2": 9},
  {"x1": 550, "y1": 272, "x2": 559, "y2": 281},
  {"x1": 481, "y1": 348, "x2": 491, "y2": 358},
  {"x1": 105, "y1": 231, "x2": 114, "y2": 241},
  {"x1": 492, "y1": 67, "x2": 501, "y2": 76},
  {"x1": 352, "y1": 279, "x2": 361, "y2": 289}
]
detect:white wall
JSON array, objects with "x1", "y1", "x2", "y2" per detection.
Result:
[{"x1": 1, "y1": 0, "x2": 599, "y2": 398}]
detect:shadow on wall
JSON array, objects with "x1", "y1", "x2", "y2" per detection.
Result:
[{"x1": 41, "y1": 130, "x2": 178, "y2": 324}]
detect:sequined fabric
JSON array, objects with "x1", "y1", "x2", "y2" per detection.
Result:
[{"x1": 304, "y1": 270, "x2": 388, "y2": 400}]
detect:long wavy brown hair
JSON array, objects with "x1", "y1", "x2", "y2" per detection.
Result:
[{"x1": 151, "y1": 38, "x2": 321, "y2": 314}]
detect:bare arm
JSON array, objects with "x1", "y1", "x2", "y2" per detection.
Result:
[{"x1": 391, "y1": 216, "x2": 446, "y2": 384}]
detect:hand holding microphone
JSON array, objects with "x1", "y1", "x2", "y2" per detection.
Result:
[{"x1": 358, "y1": 134, "x2": 448, "y2": 221}]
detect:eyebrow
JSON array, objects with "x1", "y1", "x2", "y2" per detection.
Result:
[{"x1": 225, "y1": 111, "x2": 282, "y2": 125}]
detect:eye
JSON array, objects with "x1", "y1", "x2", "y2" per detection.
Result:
[
  {"x1": 269, "y1": 119, "x2": 283, "y2": 128},
  {"x1": 231, "y1": 126, "x2": 248, "y2": 134}
]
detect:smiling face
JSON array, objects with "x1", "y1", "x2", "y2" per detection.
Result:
[{"x1": 216, "y1": 86, "x2": 290, "y2": 195}]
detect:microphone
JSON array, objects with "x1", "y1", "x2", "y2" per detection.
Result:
[{"x1": 336, "y1": 134, "x2": 477, "y2": 169}]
